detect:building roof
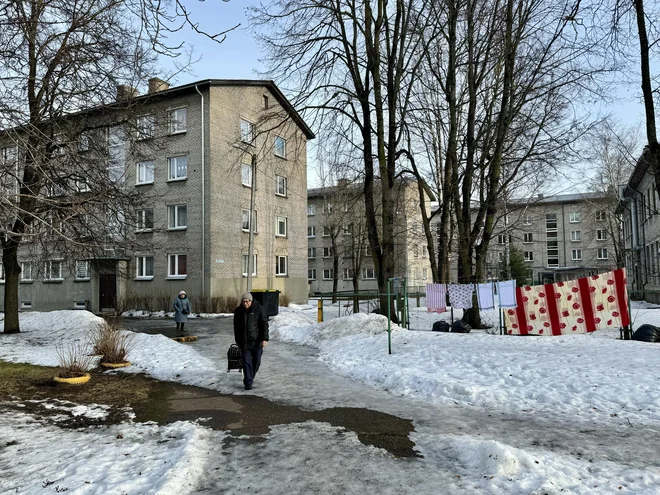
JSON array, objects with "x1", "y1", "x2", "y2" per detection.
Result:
[{"x1": 508, "y1": 191, "x2": 608, "y2": 206}]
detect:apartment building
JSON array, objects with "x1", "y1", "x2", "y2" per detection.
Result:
[
  {"x1": 618, "y1": 149, "x2": 660, "y2": 302},
  {"x1": 484, "y1": 192, "x2": 619, "y2": 285},
  {"x1": 0, "y1": 79, "x2": 314, "y2": 312},
  {"x1": 307, "y1": 179, "x2": 432, "y2": 294}
]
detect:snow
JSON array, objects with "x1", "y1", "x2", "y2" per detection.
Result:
[{"x1": 0, "y1": 300, "x2": 659, "y2": 494}]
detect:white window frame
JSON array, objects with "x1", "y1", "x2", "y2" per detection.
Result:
[
  {"x1": 240, "y1": 119, "x2": 255, "y2": 144},
  {"x1": 497, "y1": 234, "x2": 506, "y2": 245},
  {"x1": 0, "y1": 263, "x2": 4, "y2": 282},
  {"x1": 595, "y1": 210, "x2": 606, "y2": 221},
  {"x1": 343, "y1": 268, "x2": 355, "y2": 280},
  {"x1": 168, "y1": 254, "x2": 188, "y2": 279},
  {"x1": 524, "y1": 251, "x2": 534, "y2": 262},
  {"x1": 136, "y1": 208, "x2": 154, "y2": 232},
  {"x1": 137, "y1": 114, "x2": 155, "y2": 140},
  {"x1": 276, "y1": 255, "x2": 288, "y2": 276},
  {"x1": 242, "y1": 163, "x2": 252, "y2": 187},
  {"x1": 362, "y1": 267, "x2": 376, "y2": 280},
  {"x1": 45, "y1": 260, "x2": 63, "y2": 281},
  {"x1": 135, "y1": 255, "x2": 154, "y2": 280},
  {"x1": 169, "y1": 107, "x2": 188, "y2": 134},
  {"x1": 20, "y1": 301, "x2": 32, "y2": 309},
  {"x1": 242, "y1": 209, "x2": 257, "y2": 233},
  {"x1": 597, "y1": 248, "x2": 608, "y2": 260},
  {"x1": 168, "y1": 156, "x2": 188, "y2": 180},
  {"x1": 20, "y1": 261, "x2": 32, "y2": 282},
  {"x1": 168, "y1": 204, "x2": 187, "y2": 230},
  {"x1": 136, "y1": 161, "x2": 154, "y2": 185},
  {"x1": 523, "y1": 233, "x2": 533, "y2": 243},
  {"x1": 75, "y1": 260, "x2": 90, "y2": 280},
  {"x1": 276, "y1": 217, "x2": 287, "y2": 237},
  {"x1": 276, "y1": 175, "x2": 287, "y2": 197},
  {"x1": 274, "y1": 136, "x2": 286, "y2": 158},
  {"x1": 323, "y1": 247, "x2": 333, "y2": 258},
  {"x1": 308, "y1": 269, "x2": 316, "y2": 280},
  {"x1": 571, "y1": 249, "x2": 582, "y2": 261},
  {"x1": 596, "y1": 229, "x2": 608, "y2": 241},
  {"x1": 308, "y1": 226, "x2": 316, "y2": 238},
  {"x1": 570, "y1": 230, "x2": 581, "y2": 242},
  {"x1": 323, "y1": 268, "x2": 334, "y2": 280},
  {"x1": 323, "y1": 226, "x2": 331, "y2": 237},
  {"x1": 308, "y1": 205, "x2": 316, "y2": 216},
  {"x1": 242, "y1": 254, "x2": 257, "y2": 277},
  {"x1": 569, "y1": 212, "x2": 581, "y2": 223},
  {"x1": 75, "y1": 179, "x2": 90, "y2": 193},
  {"x1": 308, "y1": 247, "x2": 316, "y2": 259}
]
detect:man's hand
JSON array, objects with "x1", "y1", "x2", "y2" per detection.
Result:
[{"x1": 262, "y1": 341, "x2": 268, "y2": 347}]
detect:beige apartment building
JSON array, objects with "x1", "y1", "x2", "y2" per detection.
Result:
[
  {"x1": 307, "y1": 179, "x2": 432, "y2": 295},
  {"x1": 0, "y1": 79, "x2": 314, "y2": 312}
]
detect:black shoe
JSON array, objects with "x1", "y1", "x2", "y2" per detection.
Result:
[{"x1": 244, "y1": 384, "x2": 252, "y2": 390}]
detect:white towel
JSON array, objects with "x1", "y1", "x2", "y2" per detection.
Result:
[
  {"x1": 476, "y1": 283, "x2": 495, "y2": 310},
  {"x1": 496, "y1": 279, "x2": 517, "y2": 308},
  {"x1": 426, "y1": 283, "x2": 447, "y2": 312}
]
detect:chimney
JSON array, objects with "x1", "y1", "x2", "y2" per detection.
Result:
[
  {"x1": 148, "y1": 77, "x2": 170, "y2": 94},
  {"x1": 116, "y1": 84, "x2": 139, "y2": 101}
]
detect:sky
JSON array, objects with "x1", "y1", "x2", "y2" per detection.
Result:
[{"x1": 1, "y1": 300, "x2": 660, "y2": 493}]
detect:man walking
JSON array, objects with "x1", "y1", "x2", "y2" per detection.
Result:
[{"x1": 233, "y1": 292, "x2": 269, "y2": 390}]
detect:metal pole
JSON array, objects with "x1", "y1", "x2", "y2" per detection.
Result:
[
  {"x1": 246, "y1": 153, "x2": 257, "y2": 291},
  {"x1": 387, "y1": 280, "x2": 392, "y2": 354},
  {"x1": 318, "y1": 298, "x2": 323, "y2": 323}
]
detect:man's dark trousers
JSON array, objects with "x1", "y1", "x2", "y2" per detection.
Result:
[{"x1": 242, "y1": 347, "x2": 263, "y2": 388}]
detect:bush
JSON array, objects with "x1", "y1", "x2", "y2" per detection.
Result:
[
  {"x1": 91, "y1": 321, "x2": 135, "y2": 364},
  {"x1": 56, "y1": 341, "x2": 95, "y2": 378},
  {"x1": 279, "y1": 293, "x2": 291, "y2": 307}
]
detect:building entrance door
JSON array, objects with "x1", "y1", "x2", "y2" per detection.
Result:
[{"x1": 99, "y1": 274, "x2": 117, "y2": 311}]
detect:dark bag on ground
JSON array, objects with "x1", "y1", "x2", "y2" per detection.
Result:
[
  {"x1": 432, "y1": 321, "x2": 451, "y2": 332},
  {"x1": 451, "y1": 320, "x2": 472, "y2": 333},
  {"x1": 632, "y1": 324, "x2": 660, "y2": 343},
  {"x1": 227, "y1": 344, "x2": 243, "y2": 372}
]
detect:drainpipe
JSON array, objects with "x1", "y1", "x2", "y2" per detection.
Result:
[{"x1": 195, "y1": 85, "x2": 206, "y2": 299}]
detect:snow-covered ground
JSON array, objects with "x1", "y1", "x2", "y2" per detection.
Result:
[{"x1": 1, "y1": 300, "x2": 659, "y2": 494}]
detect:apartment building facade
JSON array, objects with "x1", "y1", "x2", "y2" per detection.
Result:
[
  {"x1": 618, "y1": 149, "x2": 660, "y2": 302},
  {"x1": 307, "y1": 180, "x2": 432, "y2": 294},
  {"x1": 484, "y1": 192, "x2": 619, "y2": 285},
  {"x1": 0, "y1": 79, "x2": 314, "y2": 312}
]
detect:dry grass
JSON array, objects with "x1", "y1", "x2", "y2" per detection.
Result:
[
  {"x1": 90, "y1": 320, "x2": 135, "y2": 364},
  {"x1": 55, "y1": 341, "x2": 95, "y2": 378},
  {"x1": 279, "y1": 293, "x2": 291, "y2": 307}
]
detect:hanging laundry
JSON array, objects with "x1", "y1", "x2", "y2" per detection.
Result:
[
  {"x1": 426, "y1": 283, "x2": 447, "y2": 313},
  {"x1": 476, "y1": 283, "x2": 495, "y2": 310},
  {"x1": 448, "y1": 284, "x2": 475, "y2": 309},
  {"x1": 503, "y1": 268, "x2": 630, "y2": 336},
  {"x1": 496, "y1": 279, "x2": 517, "y2": 308}
]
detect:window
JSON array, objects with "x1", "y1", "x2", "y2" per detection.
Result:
[
  {"x1": 571, "y1": 249, "x2": 582, "y2": 261},
  {"x1": 276, "y1": 217, "x2": 287, "y2": 236},
  {"x1": 343, "y1": 268, "x2": 355, "y2": 279},
  {"x1": 136, "y1": 161, "x2": 154, "y2": 185},
  {"x1": 263, "y1": 95, "x2": 269, "y2": 109},
  {"x1": 308, "y1": 247, "x2": 316, "y2": 259},
  {"x1": 75, "y1": 261, "x2": 90, "y2": 280},
  {"x1": 168, "y1": 254, "x2": 187, "y2": 278},
  {"x1": 597, "y1": 248, "x2": 608, "y2": 260},
  {"x1": 524, "y1": 251, "x2": 534, "y2": 262},
  {"x1": 523, "y1": 233, "x2": 533, "y2": 243},
  {"x1": 75, "y1": 179, "x2": 90, "y2": 193},
  {"x1": 307, "y1": 226, "x2": 316, "y2": 238},
  {"x1": 323, "y1": 247, "x2": 333, "y2": 258},
  {"x1": 498, "y1": 252, "x2": 505, "y2": 262},
  {"x1": 136, "y1": 208, "x2": 154, "y2": 231},
  {"x1": 546, "y1": 213, "x2": 557, "y2": 231},
  {"x1": 242, "y1": 209, "x2": 258, "y2": 233},
  {"x1": 108, "y1": 127, "x2": 126, "y2": 183},
  {"x1": 136, "y1": 256, "x2": 154, "y2": 279},
  {"x1": 78, "y1": 132, "x2": 91, "y2": 152},
  {"x1": 362, "y1": 267, "x2": 376, "y2": 280},
  {"x1": 323, "y1": 268, "x2": 334, "y2": 280},
  {"x1": 274, "y1": 136, "x2": 286, "y2": 158},
  {"x1": 276, "y1": 175, "x2": 287, "y2": 196},
  {"x1": 168, "y1": 204, "x2": 187, "y2": 229},
  {"x1": 323, "y1": 226, "x2": 331, "y2": 237},
  {"x1": 168, "y1": 156, "x2": 187, "y2": 180},
  {"x1": 137, "y1": 115, "x2": 155, "y2": 140},
  {"x1": 45, "y1": 260, "x2": 63, "y2": 281},
  {"x1": 240, "y1": 119, "x2": 255, "y2": 143},
  {"x1": 169, "y1": 108, "x2": 187, "y2": 134},
  {"x1": 308, "y1": 269, "x2": 316, "y2": 280},
  {"x1": 242, "y1": 163, "x2": 252, "y2": 186},
  {"x1": 308, "y1": 205, "x2": 316, "y2": 216},
  {"x1": 0, "y1": 263, "x2": 4, "y2": 282},
  {"x1": 423, "y1": 268, "x2": 428, "y2": 280},
  {"x1": 413, "y1": 244, "x2": 419, "y2": 258},
  {"x1": 242, "y1": 254, "x2": 257, "y2": 277},
  {"x1": 20, "y1": 262, "x2": 32, "y2": 281},
  {"x1": 276, "y1": 255, "x2": 287, "y2": 276},
  {"x1": 20, "y1": 301, "x2": 32, "y2": 309},
  {"x1": 596, "y1": 229, "x2": 608, "y2": 240},
  {"x1": 323, "y1": 203, "x2": 333, "y2": 214},
  {"x1": 343, "y1": 224, "x2": 353, "y2": 235},
  {"x1": 571, "y1": 230, "x2": 581, "y2": 242},
  {"x1": 524, "y1": 214, "x2": 533, "y2": 225},
  {"x1": 569, "y1": 212, "x2": 581, "y2": 223},
  {"x1": 595, "y1": 210, "x2": 606, "y2": 221},
  {"x1": 497, "y1": 234, "x2": 506, "y2": 245}
]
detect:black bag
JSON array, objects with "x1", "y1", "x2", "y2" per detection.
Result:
[
  {"x1": 182, "y1": 309, "x2": 190, "y2": 315},
  {"x1": 432, "y1": 321, "x2": 451, "y2": 332},
  {"x1": 632, "y1": 324, "x2": 660, "y2": 342},
  {"x1": 227, "y1": 344, "x2": 243, "y2": 373}
]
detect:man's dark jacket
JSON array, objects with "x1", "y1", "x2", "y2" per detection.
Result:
[{"x1": 233, "y1": 300, "x2": 269, "y2": 350}]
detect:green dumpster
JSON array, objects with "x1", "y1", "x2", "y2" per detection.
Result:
[{"x1": 250, "y1": 289, "x2": 280, "y2": 317}]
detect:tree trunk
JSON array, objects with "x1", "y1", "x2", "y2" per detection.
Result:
[{"x1": 2, "y1": 241, "x2": 21, "y2": 333}]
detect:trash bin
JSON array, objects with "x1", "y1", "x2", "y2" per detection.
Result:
[{"x1": 250, "y1": 290, "x2": 280, "y2": 317}]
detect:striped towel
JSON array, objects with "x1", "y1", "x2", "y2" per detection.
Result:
[{"x1": 426, "y1": 283, "x2": 447, "y2": 313}]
